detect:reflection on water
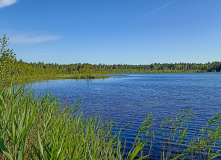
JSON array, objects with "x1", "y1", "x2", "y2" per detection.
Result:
[{"x1": 29, "y1": 73, "x2": 221, "y2": 159}]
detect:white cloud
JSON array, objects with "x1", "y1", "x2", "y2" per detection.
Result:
[
  {"x1": 10, "y1": 34, "x2": 61, "y2": 45},
  {"x1": 0, "y1": 0, "x2": 17, "y2": 8}
]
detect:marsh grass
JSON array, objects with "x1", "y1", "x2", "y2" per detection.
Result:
[
  {"x1": 0, "y1": 84, "x2": 149, "y2": 160},
  {"x1": 0, "y1": 84, "x2": 221, "y2": 160},
  {"x1": 15, "y1": 74, "x2": 110, "y2": 84},
  {"x1": 153, "y1": 110, "x2": 221, "y2": 160}
]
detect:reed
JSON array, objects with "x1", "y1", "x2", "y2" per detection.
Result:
[
  {"x1": 0, "y1": 84, "x2": 221, "y2": 159},
  {"x1": 0, "y1": 84, "x2": 148, "y2": 160}
]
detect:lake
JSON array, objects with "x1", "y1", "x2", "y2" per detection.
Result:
[{"x1": 29, "y1": 73, "x2": 221, "y2": 159}]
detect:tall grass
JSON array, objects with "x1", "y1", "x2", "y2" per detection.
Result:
[
  {"x1": 150, "y1": 110, "x2": 221, "y2": 160},
  {"x1": 0, "y1": 84, "x2": 148, "y2": 160},
  {"x1": 0, "y1": 84, "x2": 221, "y2": 159}
]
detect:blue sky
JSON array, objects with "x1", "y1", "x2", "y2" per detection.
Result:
[{"x1": 0, "y1": 0, "x2": 221, "y2": 64}]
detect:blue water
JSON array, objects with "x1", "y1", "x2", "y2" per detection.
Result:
[{"x1": 29, "y1": 73, "x2": 221, "y2": 159}]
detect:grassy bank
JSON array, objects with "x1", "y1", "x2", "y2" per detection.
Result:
[
  {"x1": 0, "y1": 84, "x2": 149, "y2": 160},
  {"x1": 15, "y1": 74, "x2": 110, "y2": 84},
  {"x1": 0, "y1": 84, "x2": 221, "y2": 159}
]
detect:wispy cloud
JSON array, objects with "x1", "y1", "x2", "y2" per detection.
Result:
[
  {"x1": 150, "y1": 2, "x2": 172, "y2": 15},
  {"x1": 0, "y1": 0, "x2": 17, "y2": 8},
  {"x1": 10, "y1": 34, "x2": 61, "y2": 45},
  {"x1": 140, "y1": 1, "x2": 173, "y2": 18}
]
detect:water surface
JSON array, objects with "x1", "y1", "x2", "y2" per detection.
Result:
[{"x1": 30, "y1": 73, "x2": 221, "y2": 159}]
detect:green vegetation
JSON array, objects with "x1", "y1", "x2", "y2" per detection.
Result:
[
  {"x1": 15, "y1": 74, "x2": 110, "y2": 84},
  {"x1": 1, "y1": 34, "x2": 221, "y2": 85},
  {"x1": 0, "y1": 84, "x2": 220, "y2": 159},
  {"x1": 0, "y1": 84, "x2": 151, "y2": 160},
  {"x1": 0, "y1": 35, "x2": 17, "y2": 86},
  {"x1": 0, "y1": 35, "x2": 221, "y2": 159}
]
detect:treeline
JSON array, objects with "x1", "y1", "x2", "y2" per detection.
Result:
[
  {"x1": 16, "y1": 60, "x2": 221, "y2": 76},
  {"x1": 1, "y1": 34, "x2": 221, "y2": 85}
]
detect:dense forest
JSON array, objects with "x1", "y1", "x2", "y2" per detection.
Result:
[{"x1": 1, "y1": 34, "x2": 221, "y2": 86}]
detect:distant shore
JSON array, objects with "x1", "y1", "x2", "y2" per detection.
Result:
[
  {"x1": 19, "y1": 71, "x2": 220, "y2": 84},
  {"x1": 15, "y1": 74, "x2": 110, "y2": 84}
]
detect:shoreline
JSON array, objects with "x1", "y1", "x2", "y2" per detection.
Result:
[
  {"x1": 15, "y1": 74, "x2": 110, "y2": 84},
  {"x1": 13, "y1": 71, "x2": 220, "y2": 84}
]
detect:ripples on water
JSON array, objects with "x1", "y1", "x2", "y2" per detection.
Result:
[{"x1": 30, "y1": 73, "x2": 221, "y2": 159}]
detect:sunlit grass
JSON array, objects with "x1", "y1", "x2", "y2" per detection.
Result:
[
  {"x1": 15, "y1": 74, "x2": 110, "y2": 84},
  {"x1": 0, "y1": 84, "x2": 220, "y2": 159},
  {"x1": 0, "y1": 84, "x2": 148, "y2": 160}
]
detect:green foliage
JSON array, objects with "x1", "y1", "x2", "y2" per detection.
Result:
[
  {"x1": 0, "y1": 84, "x2": 150, "y2": 159},
  {"x1": 12, "y1": 59, "x2": 221, "y2": 84},
  {"x1": 0, "y1": 35, "x2": 17, "y2": 86},
  {"x1": 1, "y1": 34, "x2": 221, "y2": 86},
  {"x1": 0, "y1": 84, "x2": 221, "y2": 159}
]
